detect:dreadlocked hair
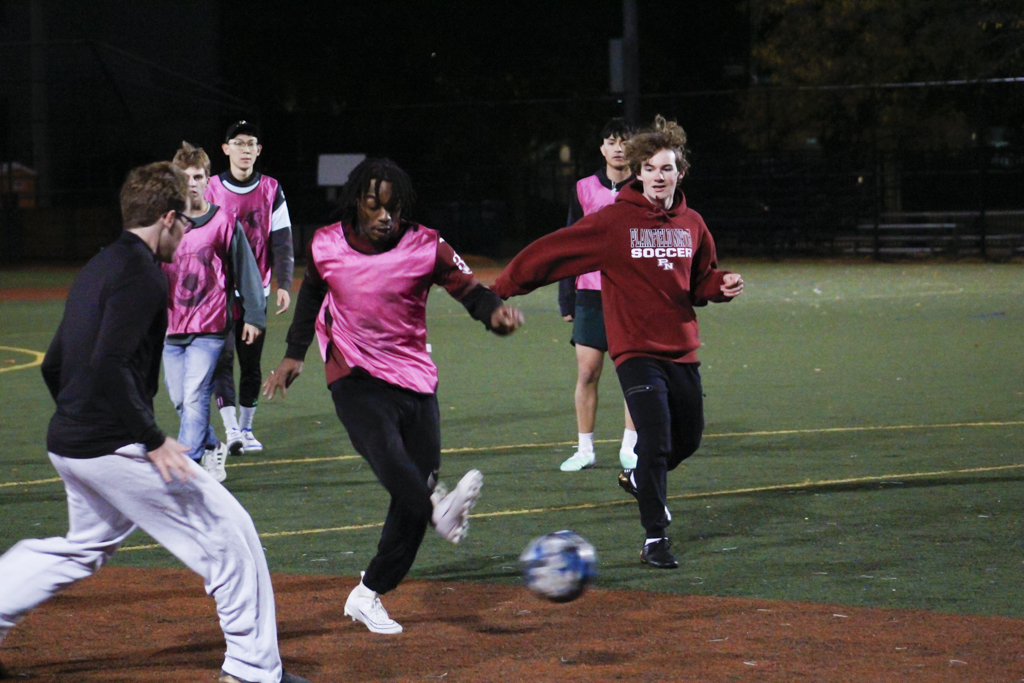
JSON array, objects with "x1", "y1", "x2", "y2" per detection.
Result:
[
  {"x1": 336, "y1": 158, "x2": 417, "y2": 226},
  {"x1": 624, "y1": 115, "x2": 691, "y2": 175}
]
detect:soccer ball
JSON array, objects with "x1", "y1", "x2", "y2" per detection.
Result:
[{"x1": 519, "y1": 530, "x2": 597, "y2": 602}]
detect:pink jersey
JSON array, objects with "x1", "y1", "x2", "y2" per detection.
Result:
[
  {"x1": 205, "y1": 173, "x2": 281, "y2": 290},
  {"x1": 162, "y1": 206, "x2": 235, "y2": 335},
  {"x1": 574, "y1": 174, "x2": 622, "y2": 291},
  {"x1": 311, "y1": 222, "x2": 441, "y2": 394}
]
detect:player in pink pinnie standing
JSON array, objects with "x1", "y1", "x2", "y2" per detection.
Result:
[
  {"x1": 557, "y1": 118, "x2": 640, "y2": 472},
  {"x1": 207, "y1": 121, "x2": 294, "y2": 455}
]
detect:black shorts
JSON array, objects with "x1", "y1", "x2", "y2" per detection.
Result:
[{"x1": 571, "y1": 303, "x2": 608, "y2": 352}]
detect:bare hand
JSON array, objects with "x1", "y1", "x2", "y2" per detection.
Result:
[
  {"x1": 148, "y1": 437, "x2": 195, "y2": 483},
  {"x1": 721, "y1": 273, "x2": 744, "y2": 298},
  {"x1": 490, "y1": 305, "x2": 524, "y2": 336},
  {"x1": 276, "y1": 288, "x2": 291, "y2": 315},
  {"x1": 241, "y1": 323, "x2": 262, "y2": 345},
  {"x1": 262, "y1": 357, "x2": 303, "y2": 400},
  {"x1": 562, "y1": 314, "x2": 573, "y2": 322}
]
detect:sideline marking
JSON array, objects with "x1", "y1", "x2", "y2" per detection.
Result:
[
  {"x1": 0, "y1": 346, "x2": 46, "y2": 374},
  {"x1": 117, "y1": 461, "x2": 1024, "y2": 552},
  {"x1": 4, "y1": 419, "x2": 1024, "y2": 489}
]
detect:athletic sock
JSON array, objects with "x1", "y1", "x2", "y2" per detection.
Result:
[
  {"x1": 220, "y1": 406, "x2": 239, "y2": 432},
  {"x1": 577, "y1": 432, "x2": 594, "y2": 454},
  {"x1": 621, "y1": 428, "x2": 637, "y2": 453},
  {"x1": 240, "y1": 406, "x2": 256, "y2": 431},
  {"x1": 645, "y1": 537, "x2": 664, "y2": 547}
]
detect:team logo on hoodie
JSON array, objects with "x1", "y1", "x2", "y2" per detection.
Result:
[{"x1": 629, "y1": 228, "x2": 693, "y2": 260}]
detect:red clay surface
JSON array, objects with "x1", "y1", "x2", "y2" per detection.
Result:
[
  {"x1": 2, "y1": 567, "x2": 1022, "y2": 682},
  {"x1": 0, "y1": 286, "x2": 70, "y2": 302}
]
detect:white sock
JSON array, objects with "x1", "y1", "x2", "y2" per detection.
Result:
[
  {"x1": 645, "y1": 537, "x2": 664, "y2": 547},
  {"x1": 220, "y1": 406, "x2": 239, "y2": 431},
  {"x1": 621, "y1": 428, "x2": 637, "y2": 453},
  {"x1": 577, "y1": 432, "x2": 594, "y2": 454},
  {"x1": 240, "y1": 406, "x2": 256, "y2": 431}
]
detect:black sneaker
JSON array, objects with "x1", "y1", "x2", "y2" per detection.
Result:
[
  {"x1": 640, "y1": 537, "x2": 679, "y2": 569},
  {"x1": 618, "y1": 469, "x2": 637, "y2": 497}
]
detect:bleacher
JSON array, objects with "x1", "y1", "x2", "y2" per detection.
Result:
[{"x1": 836, "y1": 211, "x2": 1024, "y2": 258}]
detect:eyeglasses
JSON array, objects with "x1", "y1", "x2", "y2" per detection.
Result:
[
  {"x1": 175, "y1": 211, "x2": 196, "y2": 233},
  {"x1": 228, "y1": 140, "x2": 259, "y2": 150}
]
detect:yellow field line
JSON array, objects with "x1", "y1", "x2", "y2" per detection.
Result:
[
  {"x1": 4, "y1": 419, "x2": 1024, "y2": 490},
  {"x1": 117, "y1": 460, "x2": 1024, "y2": 552},
  {"x1": 0, "y1": 346, "x2": 46, "y2": 374}
]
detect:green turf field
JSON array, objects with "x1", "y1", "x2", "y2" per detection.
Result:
[{"x1": 2, "y1": 262, "x2": 1022, "y2": 617}]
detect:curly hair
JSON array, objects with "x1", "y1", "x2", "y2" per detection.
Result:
[
  {"x1": 623, "y1": 115, "x2": 690, "y2": 175},
  {"x1": 120, "y1": 162, "x2": 187, "y2": 229},
  {"x1": 336, "y1": 158, "x2": 417, "y2": 226},
  {"x1": 172, "y1": 140, "x2": 211, "y2": 176}
]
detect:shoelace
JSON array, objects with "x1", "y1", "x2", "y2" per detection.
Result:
[{"x1": 368, "y1": 596, "x2": 393, "y2": 624}]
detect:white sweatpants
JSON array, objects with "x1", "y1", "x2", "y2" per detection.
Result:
[{"x1": 0, "y1": 447, "x2": 282, "y2": 683}]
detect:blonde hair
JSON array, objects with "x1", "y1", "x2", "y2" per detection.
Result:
[
  {"x1": 120, "y1": 162, "x2": 187, "y2": 229},
  {"x1": 624, "y1": 115, "x2": 691, "y2": 174},
  {"x1": 172, "y1": 140, "x2": 211, "y2": 176}
]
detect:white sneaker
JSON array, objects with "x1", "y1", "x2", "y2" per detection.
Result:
[
  {"x1": 560, "y1": 451, "x2": 596, "y2": 472},
  {"x1": 225, "y1": 427, "x2": 245, "y2": 455},
  {"x1": 432, "y1": 469, "x2": 483, "y2": 543},
  {"x1": 201, "y1": 442, "x2": 228, "y2": 483},
  {"x1": 240, "y1": 429, "x2": 263, "y2": 452},
  {"x1": 344, "y1": 574, "x2": 402, "y2": 634},
  {"x1": 619, "y1": 447, "x2": 638, "y2": 470}
]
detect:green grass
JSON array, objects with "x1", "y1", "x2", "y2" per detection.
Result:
[{"x1": 2, "y1": 261, "x2": 1023, "y2": 617}]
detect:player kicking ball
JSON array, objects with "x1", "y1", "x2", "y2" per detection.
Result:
[
  {"x1": 493, "y1": 116, "x2": 743, "y2": 569},
  {"x1": 0, "y1": 163, "x2": 310, "y2": 682},
  {"x1": 263, "y1": 158, "x2": 523, "y2": 633}
]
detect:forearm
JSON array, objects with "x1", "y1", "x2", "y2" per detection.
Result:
[
  {"x1": 458, "y1": 284, "x2": 503, "y2": 330},
  {"x1": 271, "y1": 227, "x2": 295, "y2": 292},
  {"x1": 493, "y1": 224, "x2": 604, "y2": 298},
  {"x1": 284, "y1": 275, "x2": 326, "y2": 360}
]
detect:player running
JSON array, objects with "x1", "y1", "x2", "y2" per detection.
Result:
[
  {"x1": 163, "y1": 141, "x2": 266, "y2": 483},
  {"x1": 207, "y1": 120, "x2": 294, "y2": 455},
  {"x1": 493, "y1": 116, "x2": 744, "y2": 569},
  {"x1": 557, "y1": 118, "x2": 640, "y2": 472},
  {"x1": 262, "y1": 158, "x2": 523, "y2": 634},
  {"x1": 0, "y1": 162, "x2": 311, "y2": 683}
]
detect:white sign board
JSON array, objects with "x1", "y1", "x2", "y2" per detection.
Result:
[{"x1": 318, "y1": 154, "x2": 366, "y2": 187}]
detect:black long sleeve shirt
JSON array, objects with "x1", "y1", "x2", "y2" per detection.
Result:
[{"x1": 41, "y1": 231, "x2": 168, "y2": 458}]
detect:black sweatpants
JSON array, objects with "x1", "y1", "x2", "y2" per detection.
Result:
[
  {"x1": 330, "y1": 372, "x2": 441, "y2": 594},
  {"x1": 213, "y1": 316, "x2": 266, "y2": 410},
  {"x1": 616, "y1": 356, "x2": 704, "y2": 539}
]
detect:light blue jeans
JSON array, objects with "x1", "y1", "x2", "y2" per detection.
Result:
[{"x1": 163, "y1": 335, "x2": 225, "y2": 461}]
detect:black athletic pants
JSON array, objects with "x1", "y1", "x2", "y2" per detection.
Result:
[
  {"x1": 616, "y1": 356, "x2": 704, "y2": 539},
  {"x1": 213, "y1": 316, "x2": 266, "y2": 410},
  {"x1": 330, "y1": 372, "x2": 441, "y2": 594}
]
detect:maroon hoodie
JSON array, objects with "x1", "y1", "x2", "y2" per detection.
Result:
[{"x1": 492, "y1": 181, "x2": 732, "y2": 367}]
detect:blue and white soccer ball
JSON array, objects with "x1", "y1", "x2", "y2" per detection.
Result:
[{"x1": 519, "y1": 530, "x2": 597, "y2": 602}]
